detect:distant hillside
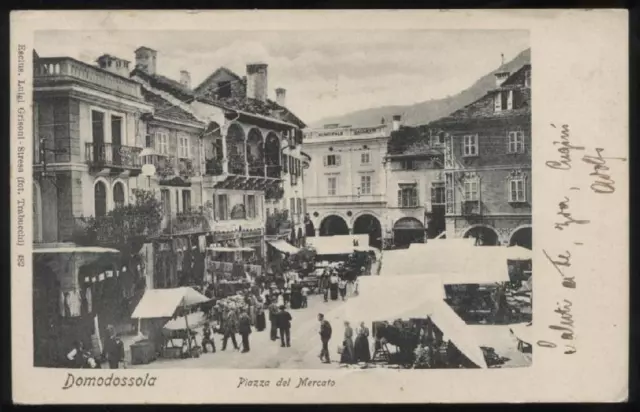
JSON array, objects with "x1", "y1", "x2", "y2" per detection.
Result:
[{"x1": 310, "y1": 48, "x2": 531, "y2": 128}]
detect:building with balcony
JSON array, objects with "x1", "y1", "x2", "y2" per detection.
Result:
[
  {"x1": 130, "y1": 47, "x2": 308, "y2": 269},
  {"x1": 302, "y1": 122, "x2": 391, "y2": 249},
  {"x1": 429, "y1": 63, "x2": 532, "y2": 248},
  {"x1": 33, "y1": 53, "x2": 153, "y2": 244},
  {"x1": 384, "y1": 119, "x2": 446, "y2": 248}
]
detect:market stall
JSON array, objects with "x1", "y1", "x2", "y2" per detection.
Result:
[
  {"x1": 321, "y1": 280, "x2": 487, "y2": 368},
  {"x1": 130, "y1": 287, "x2": 210, "y2": 363},
  {"x1": 33, "y1": 245, "x2": 123, "y2": 367}
]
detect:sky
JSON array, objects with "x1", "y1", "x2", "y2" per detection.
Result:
[{"x1": 35, "y1": 30, "x2": 529, "y2": 124}]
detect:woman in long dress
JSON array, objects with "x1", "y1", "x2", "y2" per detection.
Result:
[
  {"x1": 255, "y1": 299, "x2": 266, "y2": 332},
  {"x1": 354, "y1": 321, "x2": 371, "y2": 363},
  {"x1": 339, "y1": 321, "x2": 355, "y2": 364},
  {"x1": 329, "y1": 272, "x2": 339, "y2": 301}
]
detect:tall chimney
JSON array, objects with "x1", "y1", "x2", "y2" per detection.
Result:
[
  {"x1": 495, "y1": 71, "x2": 510, "y2": 88},
  {"x1": 246, "y1": 63, "x2": 268, "y2": 102},
  {"x1": 96, "y1": 54, "x2": 131, "y2": 78},
  {"x1": 180, "y1": 70, "x2": 191, "y2": 88},
  {"x1": 135, "y1": 46, "x2": 157, "y2": 75},
  {"x1": 275, "y1": 88, "x2": 286, "y2": 107},
  {"x1": 392, "y1": 115, "x2": 402, "y2": 132}
]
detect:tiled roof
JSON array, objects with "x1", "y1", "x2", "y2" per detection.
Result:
[
  {"x1": 133, "y1": 67, "x2": 306, "y2": 128},
  {"x1": 430, "y1": 65, "x2": 531, "y2": 125},
  {"x1": 141, "y1": 88, "x2": 203, "y2": 125},
  {"x1": 131, "y1": 68, "x2": 195, "y2": 101},
  {"x1": 388, "y1": 126, "x2": 442, "y2": 157}
]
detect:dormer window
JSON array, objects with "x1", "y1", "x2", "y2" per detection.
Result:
[
  {"x1": 494, "y1": 90, "x2": 514, "y2": 112},
  {"x1": 217, "y1": 81, "x2": 231, "y2": 98}
]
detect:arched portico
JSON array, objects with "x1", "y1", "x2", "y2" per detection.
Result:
[
  {"x1": 463, "y1": 224, "x2": 500, "y2": 246},
  {"x1": 226, "y1": 122, "x2": 246, "y2": 175},
  {"x1": 247, "y1": 128, "x2": 265, "y2": 177},
  {"x1": 319, "y1": 214, "x2": 350, "y2": 236},
  {"x1": 509, "y1": 225, "x2": 532, "y2": 249},
  {"x1": 353, "y1": 213, "x2": 382, "y2": 249},
  {"x1": 393, "y1": 217, "x2": 425, "y2": 248}
]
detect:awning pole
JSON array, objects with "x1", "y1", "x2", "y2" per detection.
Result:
[{"x1": 184, "y1": 309, "x2": 192, "y2": 355}]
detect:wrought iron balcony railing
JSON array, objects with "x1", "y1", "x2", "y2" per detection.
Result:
[
  {"x1": 205, "y1": 158, "x2": 224, "y2": 176},
  {"x1": 85, "y1": 142, "x2": 142, "y2": 170},
  {"x1": 163, "y1": 213, "x2": 211, "y2": 235}
]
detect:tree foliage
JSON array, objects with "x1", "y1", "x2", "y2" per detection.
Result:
[{"x1": 72, "y1": 189, "x2": 163, "y2": 256}]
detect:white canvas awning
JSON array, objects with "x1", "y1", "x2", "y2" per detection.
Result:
[
  {"x1": 503, "y1": 245, "x2": 533, "y2": 260},
  {"x1": 307, "y1": 234, "x2": 369, "y2": 255},
  {"x1": 207, "y1": 246, "x2": 254, "y2": 252},
  {"x1": 131, "y1": 287, "x2": 210, "y2": 319},
  {"x1": 267, "y1": 239, "x2": 300, "y2": 254},
  {"x1": 410, "y1": 238, "x2": 476, "y2": 249},
  {"x1": 380, "y1": 245, "x2": 510, "y2": 282},
  {"x1": 163, "y1": 312, "x2": 208, "y2": 331},
  {"x1": 509, "y1": 322, "x2": 533, "y2": 345}
]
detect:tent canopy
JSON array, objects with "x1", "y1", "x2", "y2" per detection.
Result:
[
  {"x1": 503, "y1": 245, "x2": 533, "y2": 260},
  {"x1": 307, "y1": 234, "x2": 369, "y2": 255},
  {"x1": 267, "y1": 239, "x2": 300, "y2": 255},
  {"x1": 322, "y1": 285, "x2": 486, "y2": 368},
  {"x1": 380, "y1": 246, "x2": 510, "y2": 282},
  {"x1": 163, "y1": 312, "x2": 208, "y2": 331},
  {"x1": 131, "y1": 287, "x2": 210, "y2": 319},
  {"x1": 358, "y1": 275, "x2": 446, "y2": 301},
  {"x1": 409, "y1": 238, "x2": 476, "y2": 249},
  {"x1": 396, "y1": 300, "x2": 488, "y2": 369}
]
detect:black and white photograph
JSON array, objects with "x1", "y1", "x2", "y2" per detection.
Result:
[
  {"x1": 11, "y1": 9, "x2": 629, "y2": 405},
  {"x1": 30, "y1": 28, "x2": 533, "y2": 371}
]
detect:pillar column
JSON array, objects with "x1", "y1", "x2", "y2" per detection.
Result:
[{"x1": 221, "y1": 135, "x2": 229, "y2": 175}]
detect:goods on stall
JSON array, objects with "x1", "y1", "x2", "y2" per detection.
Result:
[
  {"x1": 480, "y1": 346, "x2": 509, "y2": 367},
  {"x1": 217, "y1": 294, "x2": 249, "y2": 313}
]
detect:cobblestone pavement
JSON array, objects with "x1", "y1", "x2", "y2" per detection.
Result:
[{"x1": 130, "y1": 293, "x2": 352, "y2": 370}]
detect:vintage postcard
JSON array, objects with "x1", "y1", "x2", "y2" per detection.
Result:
[{"x1": 10, "y1": 10, "x2": 628, "y2": 404}]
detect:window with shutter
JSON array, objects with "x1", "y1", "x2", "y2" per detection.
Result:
[
  {"x1": 397, "y1": 190, "x2": 402, "y2": 207},
  {"x1": 283, "y1": 153, "x2": 289, "y2": 173},
  {"x1": 494, "y1": 92, "x2": 502, "y2": 112},
  {"x1": 507, "y1": 90, "x2": 513, "y2": 110},
  {"x1": 336, "y1": 155, "x2": 341, "y2": 166}
]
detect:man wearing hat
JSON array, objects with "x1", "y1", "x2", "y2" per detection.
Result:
[
  {"x1": 275, "y1": 305, "x2": 292, "y2": 347},
  {"x1": 102, "y1": 325, "x2": 125, "y2": 369}
]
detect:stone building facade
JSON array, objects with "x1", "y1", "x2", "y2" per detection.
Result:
[
  {"x1": 384, "y1": 119, "x2": 446, "y2": 248},
  {"x1": 33, "y1": 54, "x2": 152, "y2": 244},
  {"x1": 429, "y1": 63, "x2": 532, "y2": 248},
  {"x1": 302, "y1": 123, "x2": 390, "y2": 249}
]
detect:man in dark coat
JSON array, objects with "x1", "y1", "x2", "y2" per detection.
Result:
[
  {"x1": 275, "y1": 305, "x2": 292, "y2": 347},
  {"x1": 102, "y1": 325, "x2": 125, "y2": 369},
  {"x1": 238, "y1": 310, "x2": 252, "y2": 353},
  {"x1": 317, "y1": 313, "x2": 332, "y2": 363},
  {"x1": 320, "y1": 274, "x2": 330, "y2": 302},
  {"x1": 268, "y1": 301, "x2": 279, "y2": 341},
  {"x1": 222, "y1": 309, "x2": 239, "y2": 351}
]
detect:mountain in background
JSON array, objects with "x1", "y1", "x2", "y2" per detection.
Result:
[{"x1": 309, "y1": 48, "x2": 531, "y2": 128}]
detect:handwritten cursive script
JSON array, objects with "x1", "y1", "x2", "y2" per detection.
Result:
[
  {"x1": 581, "y1": 148, "x2": 627, "y2": 194},
  {"x1": 545, "y1": 124, "x2": 585, "y2": 170},
  {"x1": 554, "y1": 196, "x2": 590, "y2": 231},
  {"x1": 538, "y1": 300, "x2": 577, "y2": 355},
  {"x1": 543, "y1": 249, "x2": 576, "y2": 289}
]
